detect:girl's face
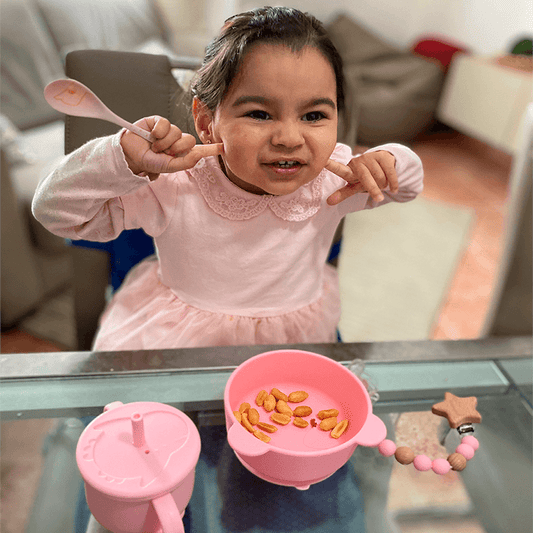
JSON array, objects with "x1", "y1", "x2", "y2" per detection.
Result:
[{"x1": 194, "y1": 44, "x2": 338, "y2": 196}]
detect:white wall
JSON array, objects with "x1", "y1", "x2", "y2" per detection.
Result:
[{"x1": 233, "y1": 0, "x2": 533, "y2": 55}]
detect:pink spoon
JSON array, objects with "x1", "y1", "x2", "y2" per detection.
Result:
[{"x1": 44, "y1": 78, "x2": 219, "y2": 157}]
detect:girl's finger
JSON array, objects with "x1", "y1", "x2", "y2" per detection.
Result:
[
  {"x1": 143, "y1": 116, "x2": 169, "y2": 138},
  {"x1": 367, "y1": 151, "x2": 398, "y2": 194},
  {"x1": 154, "y1": 129, "x2": 184, "y2": 153},
  {"x1": 325, "y1": 159, "x2": 356, "y2": 183},
  {"x1": 352, "y1": 157, "x2": 387, "y2": 191},
  {"x1": 353, "y1": 165, "x2": 384, "y2": 203},
  {"x1": 326, "y1": 182, "x2": 365, "y2": 205},
  {"x1": 326, "y1": 158, "x2": 384, "y2": 204},
  {"x1": 190, "y1": 143, "x2": 224, "y2": 158},
  {"x1": 380, "y1": 153, "x2": 399, "y2": 194},
  {"x1": 166, "y1": 143, "x2": 224, "y2": 172},
  {"x1": 165, "y1": 132, "x2": 196, "y2": 156}
]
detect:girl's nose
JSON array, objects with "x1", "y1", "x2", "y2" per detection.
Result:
[{"x1": 270, "y1": 120, "x2": 304, "y2": 148}]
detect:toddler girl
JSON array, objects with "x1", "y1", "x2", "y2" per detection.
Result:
[
  {"x1": 33, "y1": 7, "x2": 423, "y2": 352},
  {"x1": 34, "y1": 7, "x2": 422, "y2": 533}
]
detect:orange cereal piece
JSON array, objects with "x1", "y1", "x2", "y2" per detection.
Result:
[
  {"x1": 253, "y1": 430, "x2": 271, "y2": 443},
  {"x1": 293, "y1": 406, "x2": 312, "y2": 417},
  {"x1": 239, "y1": 402, "x2": 251, "y2": 414},
  {"x1": 248, "y1": 408, "x2": 260, "y2": 425},
  {"x1": 241, "y1": 412, "x2": 254, "y2": 433},
  {"x1": 270, "y1": 412, "x2": 291, "y2": 425},
  {"x1": 331, "y1": 419, "x2": 348, "y2": 439},
  {"x1": 317, "y1": 409, "x2": 339, "y2": 420},
  {"x1": 293, "y1": 417, "x2": 309, "y2": 428},
  {"x1": 276, "y1": 400, "x2": 293, "y2": 417},
  {"x1": 263, "y1": 394, "x2": 276, "y2": 412},
  {"x1": 255, "y1": 390, "x2": 268, "y2": 406},
  {"x1": 319, "y1": 417, "x2": 337, "y2": 431},
  {"x1": 256, "y1": 421, "x2": 278, "y2": 433},
  {"x1": 233, "y1": 410, "x2": 242, "y2": 423},
  {"x1": 288, "y1": 391, "x2": 309, "y2": 403},
  {"x1": 310, "y1": 418, "x2": 317, "y2": 428},
  {"x1": 271, "y1": 388, "x2": 289, "y2": 402}
]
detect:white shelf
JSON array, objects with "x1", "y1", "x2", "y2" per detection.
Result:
[{"x1": 437, "y1": 55, "x2": 533, "y2": 154}]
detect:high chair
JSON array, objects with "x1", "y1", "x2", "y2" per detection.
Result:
[
  {"x1": 64, "y1": 49, "x2": 200, "y2": 350},
  {"x1": 63, "y1": 49, "x2": 345, "y2": 350}
]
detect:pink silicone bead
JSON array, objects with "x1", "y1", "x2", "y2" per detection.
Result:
[
  {"x1": 456, "y1": 443, "x2": 475, "y2": 460},
  {"x1": 378, "y1": 439, "x2": 397, "y2": 457},
  {"x1": 432, "y1": 458, "x2": 451, "y2": 475},
  {"x1": 461, "y1": 435, "x2": 479, "y2": 451},
  {"x1": 413, "y1": 455, "x2": 432, "y2": 471}
]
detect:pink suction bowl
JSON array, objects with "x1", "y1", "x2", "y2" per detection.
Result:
[{"x1": 224, "y1": 350, "x2": 386, "y2": 490}]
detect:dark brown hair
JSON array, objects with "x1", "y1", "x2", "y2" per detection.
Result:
[{"x1": 190, "y1": 6, "x2": 345, "y2": 113}]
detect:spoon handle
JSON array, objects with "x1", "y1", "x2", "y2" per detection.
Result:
[{"x1": 104, "y1": 109, "x2": 156, "y2": 144}]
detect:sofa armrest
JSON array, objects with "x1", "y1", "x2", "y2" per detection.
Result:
[{"x1": 1, "y1": 150, "x2": 45, "y2": 327}]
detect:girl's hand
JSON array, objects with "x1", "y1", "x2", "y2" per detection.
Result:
[
  {"x1": 325, "y1": 151, "x2": 398, "y2": 205},
  {"x1": 121, "y1": 116, "x2": 223, "y2": 180}
]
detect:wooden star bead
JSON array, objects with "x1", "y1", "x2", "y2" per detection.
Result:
[
  {"x1": 447, "y1": 453, "x2": 467, "y2": 471},
  {"x1": 432, "y1": 392, "x2": 482, "y2": 428},
  {"x1": 395, "y1": 446, "x2": 415, "y2": 465}
]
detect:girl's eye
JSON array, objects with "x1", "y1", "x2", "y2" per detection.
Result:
[
  {"x1": 246, "y1": 110, "x2": 271, "y2": 121},
  {"x1": 303, "y1": 111, "x2": 327, "y2": 122}
]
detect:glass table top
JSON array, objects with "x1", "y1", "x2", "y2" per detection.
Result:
[{"x1": 1, "y1": 337, "x2": 531, "y2": 533}]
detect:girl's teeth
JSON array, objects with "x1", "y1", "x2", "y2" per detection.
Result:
[{"x1": 277, "y1": 161, "x2": 298, "y2": 167}]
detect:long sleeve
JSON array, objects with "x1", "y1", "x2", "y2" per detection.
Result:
[
  {"x1": 363, "y1": 143, "x2": 424, "y2": 208},
  {"x1": 332, "y1": 142, "x2": 424, "y2": 217},
  {"x1": 32, "y1": 132, "x2": 176, "y2": 241}
]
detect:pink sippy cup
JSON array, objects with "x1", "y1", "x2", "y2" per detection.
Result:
[{"x1": 76, "y1": 401, "x2": 201, "y2": 533}]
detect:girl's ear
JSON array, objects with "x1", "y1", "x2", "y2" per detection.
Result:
[{"x1": 193, "y1": 97, "x2": 214, "y2": 144}]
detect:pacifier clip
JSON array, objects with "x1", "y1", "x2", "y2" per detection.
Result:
[{"x1": 376, "y1": 392, "x2": 482, "y2": 475}]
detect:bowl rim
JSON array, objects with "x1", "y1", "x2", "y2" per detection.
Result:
[{"x1": 224, "y1": 349, "x2": 373, "y2": 457}]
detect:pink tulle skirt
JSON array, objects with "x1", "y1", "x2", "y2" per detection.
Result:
[{"x1": 92, "y1": 258, "x2": 341, "y2": 351}]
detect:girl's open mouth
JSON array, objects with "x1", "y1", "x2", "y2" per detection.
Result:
[
  {"x1": 266, "y1": 160, "x2": 304, "y2": 174},
  {"x1": 274, "y1": 160, "x2": 300, "y2": 168}
]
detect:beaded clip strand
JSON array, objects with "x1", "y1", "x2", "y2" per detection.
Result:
[{"x1": 376, "y1": 392, "x2": 482, "y2": 475}]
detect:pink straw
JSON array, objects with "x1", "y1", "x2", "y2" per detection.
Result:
[{"x1": 131, "y1": 412, "x2": 145, "y2": 448}]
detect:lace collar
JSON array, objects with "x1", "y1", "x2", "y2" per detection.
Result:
[{"x1": 187, "y1": 156, "x2": 325, "y2": 222}]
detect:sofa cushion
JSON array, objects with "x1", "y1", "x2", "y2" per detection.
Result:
[
  {"x1": 326, "y1": 13, "x2": 444, "y2": 145},
  {"x1": 0, "y1": 0, "x2": 64, "y2": 130},
  {"x1": 326, "y1": 13, "x2": 401, "y2": 65},
  {"x1": 34, "y1": 0, "x2": 170, "y2": 60}
]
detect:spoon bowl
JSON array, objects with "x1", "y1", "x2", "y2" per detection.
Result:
[
  {"x1": 44, "y1": 78, "x2": 156, "y2": 142},
  {"x1": 44, "y1": 79, "x2": 223, "y2": 161},
  {"x1": 44, "y1": 79, "x2": 222, "y2": 159}
]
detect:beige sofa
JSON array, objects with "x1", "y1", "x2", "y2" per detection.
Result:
[
  {"x1": 1, "y1": 0, "x2": 187, "y2": 328},
  {"x1": 1, "y1": 1, "x2": 444, "y2": 332}
]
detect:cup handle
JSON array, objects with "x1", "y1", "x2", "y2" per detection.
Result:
[{"x1": 151, "y1": 492, "x2": 184, "y2": 533}]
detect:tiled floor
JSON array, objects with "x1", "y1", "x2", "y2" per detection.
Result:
[
  {"x1": 412, "y1": 127, "x2": 512, "y2": 340},
  {"x1": 1, "y1": 125, "x2": 512, "y2": 533}
]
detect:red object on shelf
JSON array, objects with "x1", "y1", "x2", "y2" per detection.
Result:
[{"x1": 411, "y1": 37, "x2": 469, "y2": 72}]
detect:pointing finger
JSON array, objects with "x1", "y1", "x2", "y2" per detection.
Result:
[
  {"x1": 190, "y1": 143, "x2": 224, "y2": 158},
  {"x1": 166, "y1": 143, "x2": 224, "y2": 172},
  {"x1": 325, "y1": 159, "x2": 355, "y2": 182},
  {"x1": 356, "y1": 166, "x2": 384, "y2": 203}
]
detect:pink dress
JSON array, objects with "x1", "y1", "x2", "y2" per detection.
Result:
[{"x1": 32, "y1": 133, "x2": 423, "y2": 350}]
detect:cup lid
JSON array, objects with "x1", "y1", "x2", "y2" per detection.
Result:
[{"x1": 76, "y1": 402, "x2": 201, "y2": 501}]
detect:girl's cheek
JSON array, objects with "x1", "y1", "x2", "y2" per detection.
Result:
[{"x1": 219, "y1": 132, "x2": 250, "y2": 171}]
